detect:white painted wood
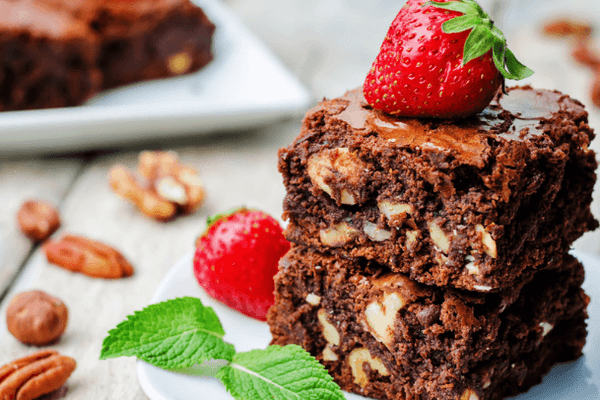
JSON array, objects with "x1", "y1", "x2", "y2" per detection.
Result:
[{"x1": 0, "y1": 157, "x2": 82, "y2": 298}]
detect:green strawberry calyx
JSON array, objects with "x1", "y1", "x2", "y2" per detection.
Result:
[
  {"x1": 205, "y1": 207, "x2": 248, "y2": 229},
  {"x1": 423, "y1": 0, "x2": 533, "y2": 81}
]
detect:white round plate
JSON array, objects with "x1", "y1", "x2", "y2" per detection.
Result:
[{"x1": 137, "y1": 250, "x2": 600, "y2": 400}]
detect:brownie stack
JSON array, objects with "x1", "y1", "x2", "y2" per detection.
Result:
[{"x1": 268, "y1": 86, "x2": 597, "y2": 400}]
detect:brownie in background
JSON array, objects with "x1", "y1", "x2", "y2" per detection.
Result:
[
  {"x1": 0, "y1": 0, "x2": 101, "y2": 111},
  {"x1": 0, "y1": 0, "x2": 215, "y2": 111},
  {"x1": 86, "y1": 0, "x2": 215, "y2": 89}
]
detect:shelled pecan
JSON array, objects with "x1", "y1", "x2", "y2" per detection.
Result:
[
  {"x1": 572, "y1": 39, "x2": 600, "y2": 69},
  {"x1": 0, "y1": 350, "x2": 76, "y2": 400},
  {"x1": 109, "y1": 150, "x2": 205, "y2": 221},
  {"x1": 17, "y1": 200, "x2": 61, "y2": 241},
  {"x1": 44, "y1": 234, "x2": 134, "y2": 279},
  {"x1": 542, "y1": 18, "x2": 593, "y2": 38}
]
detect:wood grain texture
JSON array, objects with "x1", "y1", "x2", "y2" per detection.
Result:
[{"x1": 0, "y1": 157, "x2": 82, "y2": 299}]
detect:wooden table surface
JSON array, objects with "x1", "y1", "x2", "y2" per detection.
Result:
[{"x1": 1, "y1": 1, "x2": 600, "y2": 399}]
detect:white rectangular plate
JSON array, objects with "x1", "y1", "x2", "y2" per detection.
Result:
[
  {"x1": 0, "y1": 0, "x2": 312, "y2": 155},
  {"x1": 137, "y1": 250, "x2": 600, "y2": 400}
]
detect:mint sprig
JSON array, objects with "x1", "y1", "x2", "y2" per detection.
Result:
[
  {"x1": 423, "y1": 0, "x2": 533, "y2": 81},
  {"x1": 219, "y1": 346, "x2": 345, "y2": 400},
  {"x1": 100, "y1": 297, "x2": 235, "y2": 368},
  {"x1": 100, "y1": 297, "x2": 345, "y2": 400}
]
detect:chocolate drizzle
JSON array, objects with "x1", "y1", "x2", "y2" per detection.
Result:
[{"x1": 332, "y1": 87, "x2": 584, "y2": 168}]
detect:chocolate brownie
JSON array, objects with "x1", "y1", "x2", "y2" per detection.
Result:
[
  {"x1": 84, "y1": 0, "x2": 215, "y2": 89},
  {"x1": 278, "y1": 86, "x2": 597, "y2": 292},
  {"x1": 0, "y1": 0, "x2": 101, "y2": 111},
  {"x1": 268, "y1": 245, "x2": 589, "y2": 400},
  {"x1": 0, "y1": 0, "x2": 214, "y2": 111}
]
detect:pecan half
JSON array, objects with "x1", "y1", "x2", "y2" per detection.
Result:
[
  {"x1": 542, "y1": 18, "x2": 593, "y2": 38},
  {"x1": 572, "y1": 39, "x2": 600, "y2": 69},
  {"x1": 109, "y1": 150, "x2": 205, "y2": 221},
  {"x1": 44, "y1": 234, "x2": 134, "y2": 279},
  {"x1": 0, "y1": 350, "x2": 76, "y2": 400},
  {"x1": 17, "y1": 200, "x2": 61, "y2": 242}
]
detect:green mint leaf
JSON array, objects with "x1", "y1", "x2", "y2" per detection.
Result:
[
  {"x1": 100, "y1": 297, "x2": 235, "y2": 368},
  {"x1": 442, "y1": 14, "x2": 480, "y2": 33},
  {"x1": 217, "y1": 345, "x2": 345, "y2": 400},
  {"x1": 463, "y1": 24, "x2": 494, "y2": 65},
  {"x1": 504, "y1": 48, "x2": 534, "y2": 80}
]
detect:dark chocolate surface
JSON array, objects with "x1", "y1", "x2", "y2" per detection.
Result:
[{"x1": 334, "y1": 87, "x2": 585, "y2": 167}]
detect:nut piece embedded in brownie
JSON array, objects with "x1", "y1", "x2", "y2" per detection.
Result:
[
  {"x1": 278, "y1": 86, "x2": 598, "y2": 292},
  {"x1": 267, "y1": 245, "x2": 589, "y2": 400}
]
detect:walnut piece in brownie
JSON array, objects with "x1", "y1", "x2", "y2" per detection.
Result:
[
  {"x1": 278, "y1": 86, "x2": 598, "y2": 292},
  {"x1": 268, "y1": 245, "x2": 589, "y2": 400}
]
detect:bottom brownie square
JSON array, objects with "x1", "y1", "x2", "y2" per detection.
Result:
[{"x1": 267, "y1": 245, "x2": 588, "y2": 400}]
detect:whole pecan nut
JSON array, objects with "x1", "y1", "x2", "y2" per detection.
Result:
[
  {"x1": 572, "y1": 39, "x2": 600, "y2": 69},
  {"x1": 17, "y1": 200, "x2": 61, "y2": 242},
  {"x1": 44, "y1": 234, "x2": 134, "y2": 279},
  {"x1": 0, "y1": 350, "x2": 76, "y2": 400}
]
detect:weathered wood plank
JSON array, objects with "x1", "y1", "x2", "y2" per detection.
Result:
[{"x1": 0, "y1": 157, "x2": 83, "y2": 298}]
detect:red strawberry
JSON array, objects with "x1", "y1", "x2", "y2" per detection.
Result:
[
  {"x1": 193, "y1": 208, "x2": 290, "y2": 321},
  {"x1": 364, "y1": 0, "x2": 533, "y2": 119}
]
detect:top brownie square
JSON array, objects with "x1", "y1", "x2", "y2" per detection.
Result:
[{"x1": 279, "y1": 86, "x2": 597, "y2": 292}]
